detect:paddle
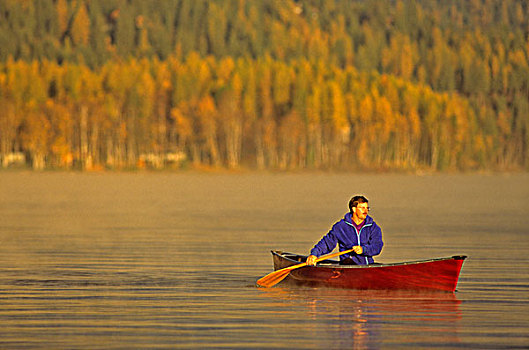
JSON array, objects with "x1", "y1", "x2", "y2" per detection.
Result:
[{"x1": 256, "y1": 248, "x2": 355, "y2": 288}]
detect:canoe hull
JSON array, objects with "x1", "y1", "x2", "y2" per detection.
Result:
[{"x1": 272, "y1": 251, "x2": 466, "y2": 292}]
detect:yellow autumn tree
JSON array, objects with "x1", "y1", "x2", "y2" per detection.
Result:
[{"x1": 71, "y1": 1, "x2": 90, "y2": 46}]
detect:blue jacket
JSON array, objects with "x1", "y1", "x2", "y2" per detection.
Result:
[{"x1": 310, "y1": 213, "x2": 383, "y2": 265}]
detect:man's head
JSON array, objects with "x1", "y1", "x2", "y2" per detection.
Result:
[{"x1": 349, "y1": 195, "x2": 370, "y2": 222}]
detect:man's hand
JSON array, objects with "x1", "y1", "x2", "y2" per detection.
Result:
[
  {"x1": 352, "y1": 246, "x2": 363, "y2": 254},
  {"x1": 306, "y1": 255, "x2": 317, "y2": 265}
]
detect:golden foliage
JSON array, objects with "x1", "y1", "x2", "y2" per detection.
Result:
[{"x1": 0, "y1": 54, "x2": 523, "y2": 171}]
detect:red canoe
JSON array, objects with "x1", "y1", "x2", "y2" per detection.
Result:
[{"x1": 271, "y1": 250, "x2": 467, "y2": 292}]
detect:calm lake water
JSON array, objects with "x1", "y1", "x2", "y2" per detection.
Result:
[{"x1": 1, "y1": 172, "x2": 528, "y2": 349}]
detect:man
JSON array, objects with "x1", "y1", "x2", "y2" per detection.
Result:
[{"x1": 306, "y1": 195, "x2": 383, "y2": 265}]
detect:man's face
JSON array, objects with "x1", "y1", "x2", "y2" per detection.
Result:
[{"x1": 353, "y1": 202, "x2": 369, "y2": 221}]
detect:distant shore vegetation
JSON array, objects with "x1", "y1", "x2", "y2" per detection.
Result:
[{"x1": 0, "y1": 0, "x2": 528, "y2": 171}]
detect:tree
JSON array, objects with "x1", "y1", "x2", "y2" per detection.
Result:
[
  {"x1": 197, "y1": 95, "x2": 220, "y2": 166},
  {"x1": 71, "y1": 1, "x2": 91, "y2": 47},
  {"x1": 114, "y1": 4, "x2": 135, "y2": 57}
]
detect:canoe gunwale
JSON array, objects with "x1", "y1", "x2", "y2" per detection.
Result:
[{"x1": 272, "y1": 250, "x2": 467, "y2": 269}]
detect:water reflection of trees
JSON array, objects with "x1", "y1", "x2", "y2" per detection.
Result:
[{"x1": 258, "y1": 287, "x2": 461, "y2": 349}]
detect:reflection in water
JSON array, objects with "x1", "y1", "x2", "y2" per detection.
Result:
[{"x1": 258, "y1": 287, "x2": 461, "y2": 349}]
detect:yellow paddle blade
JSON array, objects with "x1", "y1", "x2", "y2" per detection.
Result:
[{"x1": 256, "y1": 267, "x2": 295, "y2": 288}]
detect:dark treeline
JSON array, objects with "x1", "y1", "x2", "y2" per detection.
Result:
[{"x1": 0, "y1": 0, "x2": 528, "y2": 171}]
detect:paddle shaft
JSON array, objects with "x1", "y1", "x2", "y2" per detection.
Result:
[
  {"x1": 256, "y1": 248, "x2": 355, "y2": 288},
  {"x1": 274, "y1": 248, "x2": 355, "y2": 272},
  {"x1": 309, "y1": 247, "x2": 356, "y2": 265}
]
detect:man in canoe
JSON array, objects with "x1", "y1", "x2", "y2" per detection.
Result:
[{"x1": 306, "y1": 195, "x2": 383, "y2": 265}]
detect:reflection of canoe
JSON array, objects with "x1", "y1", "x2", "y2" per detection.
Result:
[
  {"x1": 272, "y1": 250, "x2": 467, "y2": 292},
  {"x1": 258, "y1": 287, "x2": 463, "y2": 348}
]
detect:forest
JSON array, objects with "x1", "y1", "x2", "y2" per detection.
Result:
[{"x1": 0, "y1": 0, "x2": 528, "y2": 171}]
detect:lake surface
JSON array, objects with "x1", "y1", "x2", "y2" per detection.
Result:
[{"x1": 0, "y1": 172, "x2": 528, "y2": 349}]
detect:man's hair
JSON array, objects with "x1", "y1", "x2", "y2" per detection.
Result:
[{"x1": 349, "y1": 195, "x2": 369, "y2": 213}]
